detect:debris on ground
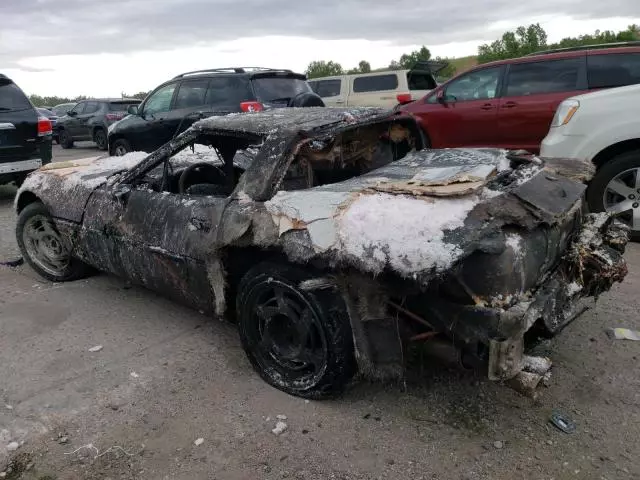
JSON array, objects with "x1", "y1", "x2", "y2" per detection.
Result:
[
  {"x1": 194, "y1": 438, "x2": 204, "y2": 446},
  {"x1": 549, "y1": 411, "x2": 577, "y2": 434},
  {"x1": 130, "y1": 372, "x2": 139, "y2": 378},
  {"x1": 606, "y1": 328, "x2": 640, "y2": 341},
  {"x1": 272, "y1": 421, "x2": 288, "y2": 436},
  {"x1": 6, "y1": 442, "x2": 19, "y2": 451},
  {"x1": 493, "y1": 441, "x2": 504, "y2": 449},
  {"x1": 276, "y1": 414, "x2": 287, "y2": 420},
  {"x1": 88, "y1": 345, "x2": 103, "y2": 352},
  {"x1": 4, "y1": 405, "x2": 12, "y2": 410}
]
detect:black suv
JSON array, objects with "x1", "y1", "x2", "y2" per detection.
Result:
[
  {"x1": 56, "y1": 98, "x2": 141, "y2": 150},
  {"x1": 0, "y1": 74, "x2": 52, "y2": 186},
  {"x1": 107, "y1": 67, "x2": 324, "y2": 156}
]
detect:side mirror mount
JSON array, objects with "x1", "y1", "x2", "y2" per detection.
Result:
[
  {"x1": 436, "y1": 90, "x2": 446, "y2": 104},
  {"x1": 127, "y1": 105, "x2": 139, "y2": 115},
  {"x1": 113, "y1": 183, "x2": 131, "y2": 205}
]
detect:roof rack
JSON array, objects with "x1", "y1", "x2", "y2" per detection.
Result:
[
  {"x1": 526, "y1": 40, "x2": 640, "y2": 56},
  {"x1": 173, "y1": 67, "x2": 294, "y2": 79}
]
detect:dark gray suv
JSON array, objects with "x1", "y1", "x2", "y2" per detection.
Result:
[
  {"x1": 107, "y1": 67, "x2": 324, "y2": 156},
  {"x1": 56, "y1": 98, "x2": 141, "y2": 150}
]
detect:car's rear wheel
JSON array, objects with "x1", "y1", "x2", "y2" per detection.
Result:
[
  {"x1": 59, "y1": 129, "x2": 74, "y2": 149},
  {"x1": 587, "y1": 149, "x2": 640, "y2": 239},
  {"x1": 16, "y1": 202, "x2": 91, "y2": 282},
  {"x1": 236, "y1": 262, "x2": 356, "y2": 399},
  {"x1": 94, "y1": 128, "x2": 107, "y2": 150},
  {"x1": 112, "y1": 138, "x2": 131, "y2": 156}
]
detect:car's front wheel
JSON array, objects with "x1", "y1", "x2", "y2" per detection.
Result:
[
  {"x1": 112, "y1": 138, "x2": 132, "y2": 156},
  {"x1": 58, "y1": 129, "x2": 74, "y2": 149},
  {"x1": 94, "y1": 128, "x2": 107, "y2": 150},
  {"x1": 236, "y1": 261, "x2": 356, "y2": 399},
  {"x1": 16, "y1": 202, "x2": 91, "y2": 282},
  {"x1": 587, "y1": 149, "x2": 640, "y2": 239}
]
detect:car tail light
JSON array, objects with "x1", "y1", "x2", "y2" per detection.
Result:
[
  {"x1": 37, "y1": 116, "x2": 52, "y2": 136},
  {"x1": 105, "y1": 112, "x2": 125, "y2": 122},
  {"x1": 396, "y1": 93, "x2": 413, "y2": 104},
  {"x1": 240, "y1": 101, "x2": 264, "y2": 113}
]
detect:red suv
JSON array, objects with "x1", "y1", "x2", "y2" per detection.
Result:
[{"x1": 401, "y1": 43, "x2": 640, "y2": 153}]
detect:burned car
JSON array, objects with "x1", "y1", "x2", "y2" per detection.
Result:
[{"x1": 14, "y1": 107, "x2": 628, "y2": 399}]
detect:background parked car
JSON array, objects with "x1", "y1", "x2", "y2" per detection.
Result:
[
  {"x1": 309, "y1": 61, "x2": 444, "y2": 108},
  {"x1": 0, "y1": 74, "x2": 52, "y2": 186},
  {"x1": 37, "y1": 107, "x2": 59, "y2": 143},
  {"x1": 107, "y1": 67, "x2": 324, "y2": 156},
  {"x1": 56, "y1": 98, "x2": 141, "y2": 150},
  {"x1": 541, "y1": 83, "x2": 640, "y2": 237},
  {"x1": 401, "y1": 42, "x2": 640, "y2": 153},
  {"x1": 51, "y1": 102, "x2": 76, "y2": 117}
]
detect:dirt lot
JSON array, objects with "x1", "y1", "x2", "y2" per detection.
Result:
[{"x1": 1, "y1": 163, "x2": 639, "y2": 479}]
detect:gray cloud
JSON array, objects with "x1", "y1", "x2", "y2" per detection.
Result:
[{"x1": 1, "y1": 0, "x2": 638, "y2": 66}]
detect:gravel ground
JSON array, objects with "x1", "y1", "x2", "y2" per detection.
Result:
[{"x1": 0, "y1": 170, "x2": 639, "y2": 479}]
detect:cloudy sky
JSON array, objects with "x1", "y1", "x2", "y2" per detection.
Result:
[{"x1": 2, "y1": 0, "x2": 638, "y2": 98}]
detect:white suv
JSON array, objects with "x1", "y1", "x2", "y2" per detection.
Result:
[{"x1": 541, "y1": 83, "x2": 640, "y2": 237}]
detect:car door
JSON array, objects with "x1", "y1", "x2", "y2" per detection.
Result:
[
  {"x1": 78, "y1": 159, "x2": 227, "y2": 313},
  {"x1": 310, "y1": 78, "x2": 345, "y2": 106},
  {"x1": 413, "y1": 66, "x2": 504, "y2": 148},
  {"x1": 497, "y1": 56, "x2": 586, "y2": 153},
  {"x1": 76, "y1": 100, "x2": 100, "y2": 140},
  {"x1": 163, "y1": 78, "x2": 211, "y2": 136},
  {"x1": 135, "y1": 82, "x2": 179, "y2": 151},
  {"x1": 65, "y1": 102, "x2": 85, "y2": 136},
  {"x1": 348, "y1": 73, "x2": 399, "y2": 107}
]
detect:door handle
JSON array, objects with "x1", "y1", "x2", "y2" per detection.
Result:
[
  {"x1": 480, "y1": 104, "x2": 494, "y2": 110},
  {"x1": 502, "y1": 101, "x2": 518, "y2": 109},
  {"x1": 335, "y1": 100, "x2": 345, "y2": 104}
]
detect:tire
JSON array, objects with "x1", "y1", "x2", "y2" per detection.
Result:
[
  {"x1": 94, "y1": 128, "x2": 107, "y2": 150},
  {"x1": 236, "y1": 261, "x2": 356, "y2": 399},
  {"x1": 16, "y1": 202, "x2": 91, "y2": 282},
  {"x1": 59, "y1": 129, "x2": 74, "y2": 149},
  {"x1": 586, "y1": 149, "x2": 640, "y2": 239},
  {"x1": 112, "y1": 138, "x2": 132, "y2": 156}
]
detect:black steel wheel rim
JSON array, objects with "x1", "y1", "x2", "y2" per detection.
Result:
[
  {"x1": 95, "y1": 130, "x2": 106, "y2": 148},
  {"x1": 245, "y1": 280, "x2": 329, "y2": 386}
]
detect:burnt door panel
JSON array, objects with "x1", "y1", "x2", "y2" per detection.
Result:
[{"x1": 79, "y1": 187, "x2": 226, "y2": 312}]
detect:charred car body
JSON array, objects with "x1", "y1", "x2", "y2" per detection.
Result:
[{"x1": 15, "y1": 107, "x2": 628, "y2": 398}]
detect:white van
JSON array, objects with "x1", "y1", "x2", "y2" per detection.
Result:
[{"x1": 308, "y1": 63, "x2": 444, "y2": 108}]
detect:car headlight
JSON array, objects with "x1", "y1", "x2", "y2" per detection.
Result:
[{"x1": 550, "y1": 100, "x2": 579, "y2": 127}]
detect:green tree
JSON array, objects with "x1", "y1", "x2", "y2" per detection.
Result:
[
  {"x1": 477, "y1": 23, "x2": 547, "y2": 63},
  {"x1": 394, "y1": 46, "x2": 432, "y2": 69},
  {"x1": 305, "y1": 60, "x2": 344, "y2": 79},
  {"x1": 122, "y1": 91, "x2": 149, "y2": 100},
  {"x1": 433, "y1": 56, "x2": 457, "y2": 79},
  {"x1": 347, "y1": 60, "x2": 372, "y2": 74}
]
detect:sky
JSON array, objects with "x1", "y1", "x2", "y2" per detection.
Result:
[{"x1": 1, "y1": 0, "x2": 638, "y2": 98}]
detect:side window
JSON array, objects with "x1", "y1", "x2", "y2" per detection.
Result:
[
  {"x1": 353, "y1": 74, "x2": 398, "y2": 93},
  {"x1": 143, "y1": 83, "x2": 177, "y2": 115},
  {"x1": 505, "y1": 58, "x2": 583, "y2": 96},
  {"x1": 314, "y1": 79, "x2": 342, "y2": 97},
  {"x1": 205, "y1": 77, "x2": 253, "y2": 108},
  {"x1": 70, "y1": 102, "x2": 85, "y2": 114},
  {"x1": 174, "y1": 79, "x2": 209, "y2": 109},
  {"x1": 445, "y1": 67, "x2": 502, "y2": 101},
  {"x1": 588, "y1": 53, "x2": 640, "y2": 89},
  {"x1": 83, "y1": 101, "x2": 100, "y2": 114}
]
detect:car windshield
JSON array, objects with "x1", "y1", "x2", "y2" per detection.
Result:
[
  {"x1": 252, "y1": 77, "x2": 312, "y2": 103},
  {"x1": 53, "y1": 104, "x2": 75, "y2": 116},
  {"x1": 0, "y1": 80, "x2": 32, "y2": 112}
]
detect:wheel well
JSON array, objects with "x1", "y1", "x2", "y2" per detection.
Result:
[
  {"x1": 16, "y1": 192, "x2": 41, "y2": 213},
  {"x1": 93, "y1": 126, "x2": 105, "y2": 134},
  {"x1": 592, "y1": 139, "x2": 640, "y2": 169}
]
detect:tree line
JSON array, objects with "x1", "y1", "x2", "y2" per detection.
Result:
[{"x1": 306, "y1": 24, "x2": 639, "y2": 79}]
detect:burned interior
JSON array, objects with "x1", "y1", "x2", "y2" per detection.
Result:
[{"x1": 14, "y1": 107, "x2": 629, "y2": 399}]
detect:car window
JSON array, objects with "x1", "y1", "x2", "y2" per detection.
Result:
[
  {"x1": 70, "y1": 102, "x2": 85, "y2": 114},
  {"x1": 83, "y1": 101, "x2": 100, "y2": 114},
  {"x1": 311, "y1": 79, "x2": 342, "y2": 97},
  {"x1": 444, "y1": 67, "x2": 502, "y2": 101},
  {"x1": 252, "y1": 77, "x2": 311, "y2": 103},
  {"x1": 588, "y1": 53, "x2": 640, "y2": 89},
  {"x1": 53, "y1": 104, "x2": 74, "y2": 116},
  {"x1": 206, "y1": 76, "x2": 253, "y2": 109},
  {"x1": 108, "y1": 102, "x2": 139, "y2": 111},
  {"x1": 174, "y1": 79, "x2": 209, "y2": 109},
  {"x1": 505, "y1": 58, "x2": 582, "y2": 96},
  {"x1": 0, "y1": 81, "x2": 32, "y2": 112},
  {"x1": 407, "y1": 72, "x2": 437, "y2": 90},
  {"x1": 143, "y1": 83, "x2": 177, "y2": 115},
  {"x1": 353, "y1": 74, "x2": 398, "y2": 93}
]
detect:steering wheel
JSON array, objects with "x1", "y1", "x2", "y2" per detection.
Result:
[{"x1": 178, "y1": 162, "x2": 223, "y2": 194}]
